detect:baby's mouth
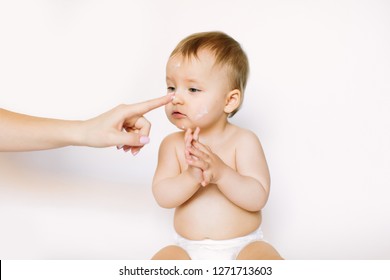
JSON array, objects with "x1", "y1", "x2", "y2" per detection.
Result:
[{"x1": 172, "y1": 111, "x2": 187, "y2": 118}]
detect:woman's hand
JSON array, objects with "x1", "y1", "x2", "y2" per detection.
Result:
[{"x1": 82, "y1": 93, "x2": 174, "y2": 155}]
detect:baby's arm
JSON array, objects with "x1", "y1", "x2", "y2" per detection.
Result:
[
  {"x1": 187, "y1": 130, "x2": 270, "y2": 212},
  {"x1": 152, "y1": 133, "x2": 202, "y2": 208}
]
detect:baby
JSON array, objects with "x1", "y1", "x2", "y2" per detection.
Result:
[{"x1": 152, "y1": 31, "x2": 282, "y2": 260}]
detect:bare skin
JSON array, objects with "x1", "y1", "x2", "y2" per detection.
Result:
[
  {"x1": 152, "y1": 245, "x2": 191, "y2": 260},
  {"x1": 0, "y1": 94, "x2": 173, "y2": 153},
  {"x1": 152, "y1": 49, "x2": 282, "y2": 260},
  {"x1": 236, "y1": 241, "x2": 284, "y2": 260}
]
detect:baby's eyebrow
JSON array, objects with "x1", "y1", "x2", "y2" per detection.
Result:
[
  {"x1": 166, "y1": 76, "x2": 200, "y2": 84},
  {"x1": 184, "y1": 78, "x2": 199, "y2": 83}
]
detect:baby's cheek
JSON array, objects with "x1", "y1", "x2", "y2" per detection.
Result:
[{"x1": 193, "y1": 105, "x2": 209, "y2": 121}]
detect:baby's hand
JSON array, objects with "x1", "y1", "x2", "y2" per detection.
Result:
[
  {"x1": 186, "y1": 129, "x2": 227, "y2": 187},
  {"x1": 184, "y1": 128, "x2": 204, "y2": 184}
]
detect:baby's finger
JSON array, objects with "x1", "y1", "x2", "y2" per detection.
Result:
[
  {"x1": 187, "y1": 158, "x2": 209, "y2": 170},
  {"x1": 193, "y1": 127, "x2": 200, "y2": 142},
  {"x1": 185, "y1": 147, "x2": 191, "y2": 161},
  {"x1": 192, "y1": 140, "x2": 211, "y2": 155},
  {"x1": 185, "y1": 128, "x2": 193, "y2": 148},
  {"x1": 184, "y1": 128, "x2": 190, "y2": 142},
  {"x1": 201, "y1": 172, "x2": 211, "y2": 187},
  {"x1": 184, "y1": 129, "x2": 192, "y2": 160},
  {"x1": 188, "y1": 146, "x2": 208, "y2": 161}
]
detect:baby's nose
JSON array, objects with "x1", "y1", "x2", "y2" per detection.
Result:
[{"x1": 171, "y1": 90, "x2": 184, "y2": 104}]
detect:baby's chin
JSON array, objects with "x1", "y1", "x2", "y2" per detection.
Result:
[
  {"x1": 172, "y1": 122, "x2": 198, "y2": 131},
  {"x1": 175, "y1": 124, "x2": 192, "y2": 131},
  {"x1": 167, "y1": 117, "x2": 193, "y2": 131}
]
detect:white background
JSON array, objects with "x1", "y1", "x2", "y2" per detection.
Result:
[{"x1": 0, "y1": 0, "x2": 389, "y2": 259}]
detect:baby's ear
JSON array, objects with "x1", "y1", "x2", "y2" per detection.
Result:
[{"x1": 224, "y1": 89, "x2": 241, "y2": 114}]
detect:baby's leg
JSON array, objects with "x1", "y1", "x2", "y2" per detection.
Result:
[
  {"x1": 151, "y1": 245, "x2": 191, "y2": 260},
  {"x1": 236, "y1": 241, "x2": 283, "y2": 260}
]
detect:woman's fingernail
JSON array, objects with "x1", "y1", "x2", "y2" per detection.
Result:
[
  {"x1": 132, "y1": 150, "x2": 139, "y2": 156},
  {"x1": 140, "y1": 136, "x2": 150, "y2": 144}
]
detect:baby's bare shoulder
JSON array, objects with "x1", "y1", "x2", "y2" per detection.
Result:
[
  {"x1": 161, "y1": 131, "x2": 184, "y2": 146},
  {"x1": 229, "y1": 125, "x2": 260, "y2": 143}
]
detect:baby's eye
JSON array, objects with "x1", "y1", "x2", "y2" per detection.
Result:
[
  {"x1": 189, "y1": 88, "x2": 201, "y2": 93},
  {"x1": 167, "y1": 86, "x2": 175, "y2": 93}
]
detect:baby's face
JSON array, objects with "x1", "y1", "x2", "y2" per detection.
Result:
[{"x1": 165, "y1": 49, "x2": 231, "y2": 131}]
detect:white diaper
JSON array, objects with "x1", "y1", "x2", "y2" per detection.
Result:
[{"x1": 174, "y1": 227, "x2": 264, "y2": 260}]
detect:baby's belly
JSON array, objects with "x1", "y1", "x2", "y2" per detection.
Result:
[{"x1": 174, "y1": 185, "x2": 261, "y2": 240}]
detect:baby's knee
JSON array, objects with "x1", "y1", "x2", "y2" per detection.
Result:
[
  {"x1": 237, "y1": 241, "x2": 283, "y2": 260},
  {"x1": 151, "y1": 245, "x2": 191, "y2": 260}
]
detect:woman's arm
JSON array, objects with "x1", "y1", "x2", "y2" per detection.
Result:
[
  {"x1": 0, "y1": 94, "x2": 173, "y2": 152},
  {"x1": 0, "y1": 108, "x2": 84, "y2": 151}
]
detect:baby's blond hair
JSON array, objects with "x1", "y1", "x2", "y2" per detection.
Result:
[{"x1": 170, "y1": 31, "x2": 249, "y2": 117}]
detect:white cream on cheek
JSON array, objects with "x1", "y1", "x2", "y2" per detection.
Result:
[{"x1": 194, "y1": 105, "x2": 209, "y2": 120}]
